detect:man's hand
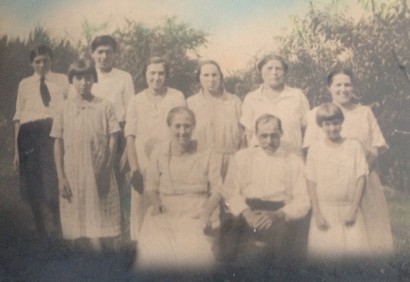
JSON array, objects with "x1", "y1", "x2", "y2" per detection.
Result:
[
  {"x1": 260, "y1": 210, "x2": 286, "y2": 223},
  {"x1": 242, "y1": 209, "x2": 272, "y2": 231}
]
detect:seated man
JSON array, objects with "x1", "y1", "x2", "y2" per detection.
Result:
[{"x1": 220, "y1": 114, "x2": 310, "y2": 263}]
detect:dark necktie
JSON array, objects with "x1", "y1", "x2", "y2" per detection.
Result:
[{"x1": 40, "y1": 76, "x2": 51, "y2": 107}]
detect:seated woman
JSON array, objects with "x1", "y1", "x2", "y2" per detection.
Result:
[{"x1": 135, "y1": 107, "x2": 222, "y2": 272}]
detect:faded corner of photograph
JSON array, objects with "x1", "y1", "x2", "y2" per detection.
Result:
[{"x1": 1, "y1": 0, "x2": 410, "y2": 281}]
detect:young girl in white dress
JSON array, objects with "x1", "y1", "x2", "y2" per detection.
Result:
[
  {"x1": 306, "y1": 103, "x2": 371, "y2": 261},
  {"x1": 52, "y1": 59, "x2": 121, "y2": 250},
  {"x1": 304, "y1": 68, "x2": 393, "y2": 256}
]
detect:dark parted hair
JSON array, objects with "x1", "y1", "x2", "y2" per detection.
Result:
[
  {"x1": 255, "y1": 113, "x2": 283, "y2": 134},
  {"x1": 316, "y1": 102, "x2": 345, "y2": 127},
  {"x1": 91, "y1": 35, "x2": 117, "y2": 52},
  {"x1": 195, "y1": 60, "x2": 224, "y2": 83},
  {"x1": 29, "y1": 45, "x2": 53, "y2": 63},
  {"x1": 257, "y1": 54, "x2": 288, "y2": 73},
  {"x1": 68, "y1": 59, "x2": 98, "y2": 84},
  {"x1": 167, "y1": 107, "x2": 196, "y2": 127},
  {"x1": 143, "y1": 56, "x2": 170, "y2": 79},
  {"x1": 326, "y1": 68, "x2": 355, "y2": 87}
]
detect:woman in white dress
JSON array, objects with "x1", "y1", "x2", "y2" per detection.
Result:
[
  {"x1": 187, "y1": 60, "x2": 243, "y2": 179},
  {"x1": 135, "y1": 107, "x2": 222, "y2": 271},
  {"x1": 303, "y1": 68, "x2": 393, "y2": 256},
  {"x1": 125, "y1": 57, "x2": 186, "y2": 242},
  {"x1": 306, "y1": 103, "x2": 370, "y2": 260},
  {"x1": 52, "y1": 59, "x2": 121, "y2": 249}
]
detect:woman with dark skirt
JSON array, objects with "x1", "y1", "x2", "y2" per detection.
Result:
[{"x1": 13, "y1": 45, "x2": 68, "y2": 239}]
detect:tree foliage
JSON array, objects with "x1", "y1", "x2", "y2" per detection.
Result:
[
  {"x1": 76, "y1": 17, "x2": 207, "y2": 96},
  {"x1": 0, "y1": 18, "x2": 208, "y2": 174},
  {"x1": 113, "y1": 17, "x2": 207, "y2": 95},
  {"x1": 226, "y1": 0, "x2": 410, "y2": 190}
]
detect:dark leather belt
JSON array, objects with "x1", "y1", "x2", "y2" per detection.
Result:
[{"x1": 245, "y1": 199, "x2": 285, "y2": 211}]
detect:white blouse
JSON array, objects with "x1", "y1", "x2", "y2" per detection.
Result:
[{"x1": 241, "y1": 85, "x2": 310, "y2": 152}]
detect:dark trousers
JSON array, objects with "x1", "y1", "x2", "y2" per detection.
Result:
[
  {"x1": 215, "y1": 199, "x2": 292, "y2": 263},
  {"x1": 18, "y1": 119, "x2": 61, "y2": 238},
  {"x1": 113, "y1": 126, "x2": 131, "y2": 238}
]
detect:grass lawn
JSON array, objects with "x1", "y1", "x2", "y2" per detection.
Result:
[
  {"x1": 1, "y1": 175, "x2": 410, "y2": 281},
  {"x1": 386, "y1": 188, "x2": 410, "y2": 255}
]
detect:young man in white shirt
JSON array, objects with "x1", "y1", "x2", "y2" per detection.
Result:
[
  {"x1": 90, "y1": 35, "x2": 135, "y2": 244},
  {"x1": 13, "y1": 45, "x2": 68, "y2": 240}
]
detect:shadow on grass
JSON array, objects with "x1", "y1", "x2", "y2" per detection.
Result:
[{"x1": 1, "y1": 175, "x2": 410, "y2": 281}]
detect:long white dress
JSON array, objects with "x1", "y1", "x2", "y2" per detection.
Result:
[
  {"x1": 50, "y1": 97, "x2": 121, "y2": 239},
  {"x1": 125, "y1": 88, "x2": 186, "y2": 240},
  {"x1": 136, "y1": 141, "x2": 222, "y2": 271},
  {"x1": 304, "y1": 104, "x2": 393, "y2": 256},
  {"x1": 306, "y1": 139, "x2": 370, "y2": 260},
  {"x1": 187, "y1": 90, "x2": 242, "y2": 179}
]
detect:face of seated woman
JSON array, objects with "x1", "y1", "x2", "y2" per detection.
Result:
[{"x1": 169, "y1": 112, "x2": 195, "y2": 147}]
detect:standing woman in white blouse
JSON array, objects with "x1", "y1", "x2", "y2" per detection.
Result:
[
  {"x1": 125, "y1": 57, "x2": 186, "y2": 243},
  {"x1": 13, "y1": 45, "x2": 68, "y2": 239},
  {"x1": 303, "y1": 68, "x2": 393, "y2": 256},
  {"x1": 240, "y1": 54, "x2": 310, "y2": 154},
  {"x1": 187, "y1": 60, "x2": 243, "y2": 180}
]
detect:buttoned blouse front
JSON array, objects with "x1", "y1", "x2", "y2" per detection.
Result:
[
  {"x1": 187, "y1": 90, "x2": 242, "y2": 153},
  {"x1": 145, "y1": 141, "x2": 222, "y2": 197},
  {"x1": 305, "y1": 139, "x2": 368, "y2": 203},
  {"x1": 240, "y1": 85, "x2": 310, "y2": 152},
  {"x1": 14, "y1": 72, "x2": 68, "y2": 124},
  {"x1": 124, "y1": 87, "x2": 186, "y2": 171}
]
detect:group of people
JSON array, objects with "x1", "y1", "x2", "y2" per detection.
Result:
[{"x1": 13, "y1": 34, "x2": 393, "y2": 272}]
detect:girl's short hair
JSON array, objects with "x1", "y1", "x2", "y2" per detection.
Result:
[
  {"x1": 257, "y1": 54, "x2": 288, "y2": 73},
  {"x1": 316, "y1": 102, "x2": 344, "y2": 126},
  {"x1": 255, "y1": 114, "x2": 283, "y2": 134},
  {"x1": 143, "y1": 57, "x2": 170, "y2": 79},
  {"x1": 29, "y1": 45, "x2": 53, "y2": 63},
  {"x1": 91, "y1": 35, "x2": 117, "y2": 52},
  {"x1": 166, "y1": 107, "x2": 196, "y2": 127},
  {"x1": 68, "y1": 59, "x2": 98, "y2": 84},
  {"x1": 195, "y1": 60, "x2": 224, "y2": 83},
  {"x1": 326, "y1": 68, "x2": 355, "y2": 87}
]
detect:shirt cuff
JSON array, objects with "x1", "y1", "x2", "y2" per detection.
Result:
[{"x1": 226, "y1": 195, "x2": 249, "y2": 216}]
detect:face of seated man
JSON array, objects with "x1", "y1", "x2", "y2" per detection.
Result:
[{"x1": 255, "y1": 118, "x2": 283, "y2": 155}]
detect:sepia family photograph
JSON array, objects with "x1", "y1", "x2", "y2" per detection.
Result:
[{"x1": 0, "y1": 0, "x2": 409, "y2": 281}]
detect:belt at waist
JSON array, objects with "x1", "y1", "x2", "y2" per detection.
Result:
[{"x1": 246, "y1": 198, "x2": 285, "y2": 211}]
